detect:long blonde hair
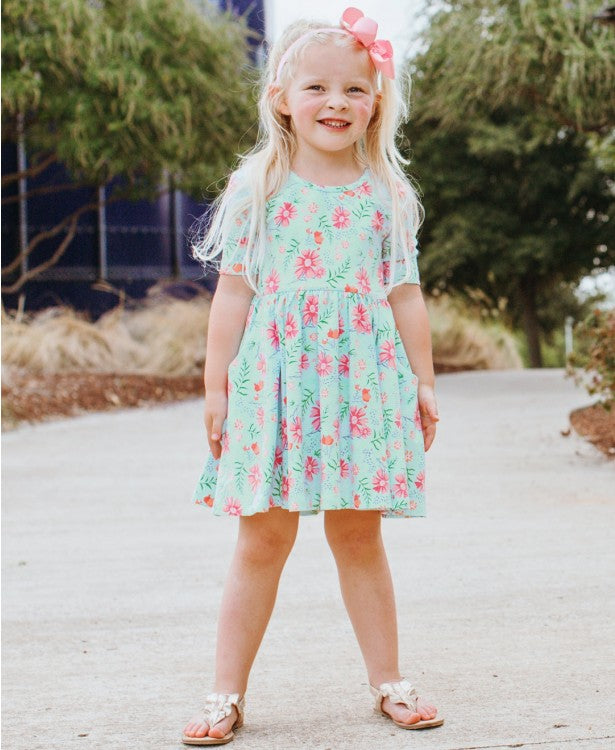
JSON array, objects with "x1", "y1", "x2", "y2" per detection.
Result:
[{"x1": 191, "y1": 17, "x2": 424, "y2": 296}]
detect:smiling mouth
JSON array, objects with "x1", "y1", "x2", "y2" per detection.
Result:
[{"x1": 318, "y1": 119, "x2": 351, "y2": 130}]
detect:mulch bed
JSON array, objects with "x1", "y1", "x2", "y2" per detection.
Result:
[
  {"x1": 569, "y1": 403, "x2": 615, "y2": 459},
  {"x1": 2, "y1": 370, "x2": 204, "y2": 430}
]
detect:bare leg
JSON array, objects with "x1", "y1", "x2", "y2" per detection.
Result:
[
  {"x1": 183, "y1": 508, "x2": 299, "y2": 740},
  {"x1": 324, "y1": 509, "x2": 438, "y2": 726}
]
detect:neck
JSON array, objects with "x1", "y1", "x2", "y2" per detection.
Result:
[{"x1": 291, "y1": 147, "x2": 364, "y2": 186}]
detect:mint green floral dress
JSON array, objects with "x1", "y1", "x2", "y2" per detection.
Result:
[{"x1": 192, "y1": 169, "x2": 426, "y2": 518}]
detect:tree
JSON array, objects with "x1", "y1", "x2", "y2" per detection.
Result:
[
  {"x1": 1, "y1": 0, "x2": 259, "y2": 292},
  {"x1": 412, "y1": 0, "x2": 615, "y2": 137},
  {"x1": 405, "y1": 106, "x2": 614, "y2": 366},
  {"x1": 402, "y1": 0, "x2": 615, "y2": 366}
]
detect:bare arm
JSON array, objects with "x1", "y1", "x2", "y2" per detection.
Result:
[
  {"x1": 388, "y1": 283, "x2": 439, "y2": 450},
  {"x1": 204, "y1": 274, "x2": 255, "y2": 457}
]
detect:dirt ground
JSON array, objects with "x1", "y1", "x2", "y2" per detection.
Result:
[
  {"x1": 569, "y1": 402, "x2": 615, "y2": 458},
  {"x1": 2, "y1": 368, "x2": 613, "y2": 459}
]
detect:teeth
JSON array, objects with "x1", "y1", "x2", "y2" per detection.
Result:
[{"x1": 320, "y1": 120, "x2": 349, "y2": 128}]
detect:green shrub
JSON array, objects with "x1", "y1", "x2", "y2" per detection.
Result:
[{"x1": 567, "y1": 308, "x2": 615, "y2": 408}]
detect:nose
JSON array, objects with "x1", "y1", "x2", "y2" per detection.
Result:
[{"x1": 326, "y1": 90, "x2": 349, "y2": 111}]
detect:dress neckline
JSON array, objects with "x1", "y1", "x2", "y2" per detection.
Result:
[{"x1": 289, "y1": 168, "x2": 370, "y2": 192}]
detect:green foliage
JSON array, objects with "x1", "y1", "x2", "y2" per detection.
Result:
[
  {"x1": 1, "y1": 0, "x2": 258, "y2": 200},
  {"x1": 414, "y1": 0, "x2": 615, "y2": 136},
  {"x1": 567, "y1": 308, "x2": 615, "y2": 406},
  {"x1": 407, "y1": 105, "x2": 614, "y2": 323}
]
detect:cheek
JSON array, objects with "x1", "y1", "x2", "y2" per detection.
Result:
[{"x1": 354, "y1": 101, "x2": 374, "y2": 123}]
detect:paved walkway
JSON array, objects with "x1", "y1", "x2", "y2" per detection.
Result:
[{"x1": 2, "y1": 369, "x2": 614, "y2": 750}]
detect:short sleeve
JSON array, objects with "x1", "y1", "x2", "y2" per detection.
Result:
[
  {"x1": 218, "y1": 207, "x2": 250, "y2": 276},
  {"x1": 382, "y1": 228, "x2": 421, "y2": 287}
]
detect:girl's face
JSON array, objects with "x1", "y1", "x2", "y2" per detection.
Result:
[{"x1": 276, "y1": 40, "x2": 379, "y2": 162}]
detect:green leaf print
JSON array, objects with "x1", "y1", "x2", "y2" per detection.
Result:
[
  {"x1": 370, "y1": 428, "x2": 387, "y2": 452},
  {"x1": 351, "y1": 200, "x2": 372, "y2": 221},
  {"x1": 365, "y1": 371, "x2": 378, "y2": 388},
  {"x1": 358, "y1": 476, "x2": 372, "y2": 504},
  {"x1": 325, "y1": 257, "x2": 352, "y2": 287},
  {"x1": 382, "y1": 406, "x2": 394, "y2": 435},
  {"x1": 301, "y1": 387, "x2": 316, "y2": 414},
  {"x1": 231, "y1": 360, "x2": 251, "y2": 397},
  {"x1": 317, "y1": 214, "x2": 334, "y2": 241},
  {"x1": 339, "y1": 400, "x2": 350, "y2": 420},
  {"x1": 232, "y1": 460, "x2": 248, "y2": 492}
]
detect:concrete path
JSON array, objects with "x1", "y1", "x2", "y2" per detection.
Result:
[{"x1": 2, "y1": 369, "x2": 614, "y2": 750}]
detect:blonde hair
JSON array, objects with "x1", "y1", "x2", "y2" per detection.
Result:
[{"x1": 191, "y1": 18, "x2": 424, "y2": 296}]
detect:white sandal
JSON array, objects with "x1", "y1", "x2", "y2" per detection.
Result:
[
  {"x1": 370, "y1": 678, "x2": 444, "y2": 730},
  {"x1": 181, "y1": 692, "x2": 245, "y2": 746}
]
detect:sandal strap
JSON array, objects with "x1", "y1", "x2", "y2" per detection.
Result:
[
  {"x1": 370, "y1": 678, "x2": 418, "y2": 712},
  {"x1": 202, "y1": 692, "x2": 245, "y2": 728}
]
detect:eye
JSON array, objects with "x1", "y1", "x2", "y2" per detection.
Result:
[
  {"x1": 308, "y1": 84, "x2": 324, "y2": 91},
  {"x1": 348, "y1": 86, "x2": 365, "y2": 94}
]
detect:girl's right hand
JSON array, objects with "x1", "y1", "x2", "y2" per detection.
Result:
[{"x1": 204, "y1": 391, "x2": 228, "y2": 460}]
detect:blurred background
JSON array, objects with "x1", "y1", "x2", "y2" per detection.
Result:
[{"x1": 2, "y1": 0, "x2": 614, "y2": 433}]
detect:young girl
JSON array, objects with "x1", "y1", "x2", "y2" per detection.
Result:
[{"x1": 182, "y1": 7, "x2": 443, "y2": 744}]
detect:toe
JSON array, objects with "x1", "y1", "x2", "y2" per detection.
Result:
[
  {"x1": 208, "y1": 707, "x2": 237, "y2": 739},
  {"x1": 183, "y1": 719, "x2": 210, "y2": 738},
  {"x1": 382, "y1": 697, "x2": 420, "y2": 726}
]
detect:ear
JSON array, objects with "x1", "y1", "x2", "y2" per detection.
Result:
[
  {"x1": 269, "y1": 84, "x2": 290, "y2": 116},
  {"x1": 371, "y1": 92, "x2": 382, "y2": 116}
]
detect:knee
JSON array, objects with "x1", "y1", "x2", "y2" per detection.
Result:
[
  {"x1": 325, "y1": 514, "x2": 382, "y2": 562},
  {"x1": 237, "y1": 520, "x2": 297, "y2": 568}
]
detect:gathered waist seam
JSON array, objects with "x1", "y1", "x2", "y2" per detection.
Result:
[{"x1": 253, "y1": 289, "x2": 388, "y2": 301}]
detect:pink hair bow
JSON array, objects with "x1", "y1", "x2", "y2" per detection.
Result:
[{"x1": 341, "y1": 7, "x2": 395, "y2": 79}]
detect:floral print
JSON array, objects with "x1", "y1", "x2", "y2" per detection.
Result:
[{"x1": 192, "y1": 169, "x2": 425, "y2": 518}]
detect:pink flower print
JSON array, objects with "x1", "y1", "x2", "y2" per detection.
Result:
[
  {"x1": 295, "y1": 249, "x2": 325, "y2": 279},
  {"x1": 220, "y1": 432, "x2": 230, "y2": 454},
  {"x1": 248, "y1": 464, "x2": 262, "y2": 491},
  {"x1": 257, "y1": 406, "x2": 265, "y2": 427},
  {"x1": 338, "y1": 313, "x2": 345, "y2": 336},
  {"x1": 415, "y1": 471, "x2": 425, "y2": 492},
  {"x1": 302, "y1": 295, "x2": 319, "y2": 325},
  {"x1": 310, "y1": 401, "x2": 321, "y2": 431},
  {"x1": 234, "y1": 419, "x2": 243, "y2": 430},
  {"x1": 354, "y1": 494, "x2": 361, "y2": 508},
  {"x1": 379, "y1": 339, "x2": 396, "y2": 368},
  {"x1": 299, "y1": 353, "x2": 309, "y2": 371},
  {"x1": 223, "y1": 497, "x2": 242, "y2": 516},
  {"x1": 410, "y1": 501, "x2": 417, "y2": 511},
  {"x1": 280, "y1": 417, "x2": 288, "y2": 450},
  {"x1": 371, "y1": 210, "x2": 384, "y2": 231},
  {"x1": 316, "y1": 352, "x2": 333, "y2": 376},
  {"x1": 357, "y1": 180, "x2": 372, "y2": 196},
  {"x1": 281, "y1": 473, "x2": 294, "y2": 500},
  {"x1": 308, "y1": 202, "x2": 318, "y2": 213},
  {"x1": 355, "y1": 268, "x2": 371, "y2": 294},
  {"x1": 304, "y1": 455, "x2": 319, "y2": 481},
  {"x1": 352, "y1": 463, "x2": 359, "y2": 476},
  {"x1": 338, "y1": 354, "x2": 350, "y2": 377},
  {"x1": 274, "y1": 445, "x2": 283, "y2": 468},
  {"x1": 339, "y1": 458, "x2": 350, "y2": 478},
  {"x1": 351, "y1": 303, "x2": 372, "y2": 333},
  {"x1": 274, "y1": 202, "x2": 297, "y2": 226},
  {"x1": 257, "y1": 354, "x2": 267, "y2": 374},
  {"x1": 349, "y1": 405, "x2": 369, "y2": 437},
  {"x1": 372, "y1": 468, "x2": 390, "y2": 494},
  {"x1": 395, "y1": 411, "x2": 402, "y2": 430},
  {"x1": 405, "y1": 450, "x2": 413, "y2": 463},
  {"x1": 333, "y1": 417, "x2": 340, "y2": 441},
  {"x1": 393, "y1": 473, "x2": 408, "y2": 498},
  {"x1": 332, "y1": 206, "x2": 351, "y2": 229},
  {"x1": 267, "y1": 320, "x2": 280, "y2": 350},
  {"x1": 377, "y1": 263, "x2": 386, "y2": 288},
  {"x1": 414, "y1": 403, "x2": 423, "y2": 430},
  {"x1": 285, "y1": 312, "x2": 299, "y2": 339},
  {"x1": 265, "y1": 269, "x2": 280, "y2": 294},
  {"x1": 290, "y1": 417, "x2": 303, "y2": 445}
]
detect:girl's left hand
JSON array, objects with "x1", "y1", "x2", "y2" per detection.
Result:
[{"x1": 418, "y1": 383, "x2": 439, "y2": 451}]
